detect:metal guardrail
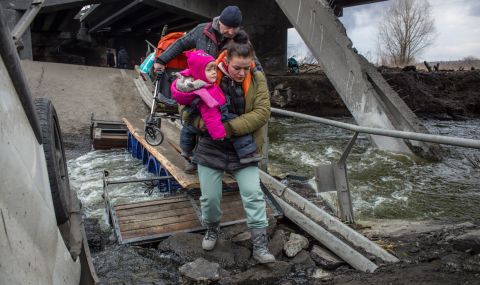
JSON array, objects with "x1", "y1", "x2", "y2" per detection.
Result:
[
  {"x1": 272, "y1": 108, "x2": 480, "y2": 149},
  {"x1": 271, "y1": 107, "x2": 480, "y2": 223}
]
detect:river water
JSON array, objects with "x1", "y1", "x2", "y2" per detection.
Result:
[
  {"x1": 268, "y1": 117, "x2": 480, "y2": 221},
  {"x1": 69, "y1": 117, "x2": 480, "y2": 223}
]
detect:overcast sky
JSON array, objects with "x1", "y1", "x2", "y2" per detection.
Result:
[{"x1": 288, "y1": 0, "x2": 480, "y2": 62}]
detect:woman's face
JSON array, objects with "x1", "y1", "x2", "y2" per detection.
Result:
[{"x1": 226, "y1": 55, "x2": 252, "y2": 82}]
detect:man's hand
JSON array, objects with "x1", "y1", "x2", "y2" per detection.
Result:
[{"x1": 154, "y1": 62, "x2": 165, "y2": 72}]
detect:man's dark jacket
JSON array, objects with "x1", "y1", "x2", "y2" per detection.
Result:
[{"x1": 156, "y1": 18, "x2": 225, "y2": 65}]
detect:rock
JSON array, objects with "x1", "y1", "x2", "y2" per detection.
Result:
[
  {"x1": 222, "y1": 223, "x2": 249, "y2": 240},
  {"x1": 179, "y1": 258, "x2": 222, "y2": 283},
  {"x1": 310, "y1": 245, "x2": 345, "y2": 270},
  {"x1": 271, "y1": 89, "x2": 287, "y2": 108},
  {"x1": 93, "y1": 245, "x2": 181, "y2": 284},
  {"x1": 451, "y1": 229, "x2": 480, "y2": 253},
  {"x1": 232, "y1": 231, "x2": 251, "y2": 243},
  {"x1": 310, "y1": 267, "x2": 332, "y2": 281},
  {"x1": 464, "y1": 254, "x2": 480, "y2": 272},
  {"x1": 441, "y1": 254, "x2": 463, "y2": 272},
  {"x1": 284, "y1": 233, "x2": 309, "y2": 258},
  {"x1": 268, "y1": 229, "x2": 287, "y2": 257},
  {"x1": 219, "y1": 261, "x2": 292, "y2": 285},
  {"x1": 83, "y1": 218, "x2": 111, "y2": 253},
  {"x1": 290, "y1": 250, "x2": 316, "y2": 271},
  {"x1": 274, "y1": 83, "x2": 285, "y2": 90},
  {"x1": 267, "y1": 214, "x2": 278, "y2": 236},
  {"x1": 158, "y1": 233, "x2": 250, "y2": 268},
  {"x1": 445, "y1": 222, "x2": 476, "y2": 231},
  {"x1": 444, "y1": 235, "x2": 456, "y2": 242}
]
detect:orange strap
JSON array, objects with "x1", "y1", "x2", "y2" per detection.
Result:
[{"x1": 215, "y1": 50, "x2": 255, "y2": 96}]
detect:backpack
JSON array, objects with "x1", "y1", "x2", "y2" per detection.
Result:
[{"x1": 155, "y1": 32, "x2": 188, "y2": 69}]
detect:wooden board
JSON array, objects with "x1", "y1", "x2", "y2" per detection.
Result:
[
  {"x1": 123, "y1": 117, "x2": 237, "y2": 189},
  {"x1": 113, "y1": 192, "x2": 268, "y2": 244}
]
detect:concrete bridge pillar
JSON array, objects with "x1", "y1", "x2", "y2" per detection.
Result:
[
  {"x1": 244, "y1": 21, "x2": 288, "y2": 75},
  {"x1": 238, "y1": 0, "x2": 290, "y2": 74},
  {"x1": 145, "y1": 0, "x2": 291, "y2": 74},
  {"x1": 276, "y1": 0, "x2": 441, "y2": 159}
]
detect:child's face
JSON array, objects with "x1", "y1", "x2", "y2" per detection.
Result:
[{"x1": 204, "y1": 61, "x2": 217, "y2": 83}]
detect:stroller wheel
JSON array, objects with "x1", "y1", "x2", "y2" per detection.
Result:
[{"x1": 145, "y1": 126, "x2": 164, "y2": 146}]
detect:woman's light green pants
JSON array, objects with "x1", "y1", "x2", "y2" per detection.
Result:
[{"x1": 197, "y1": 164, "x2": 268, "y2": 228}]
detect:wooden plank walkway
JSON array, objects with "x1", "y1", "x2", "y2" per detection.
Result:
[
  {"x1": 107, "y1": 116, "x2": 279, "y2": 244},
  {"x1": 111, "y1": 191, "x2": 274, "y2": 244},
  {"x1": 123, "y1": 116, "x2": 237, "y2": 189}
]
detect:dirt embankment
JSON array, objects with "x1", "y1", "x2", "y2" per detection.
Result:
[{"x1": 267, "y1": 70, "x2": 480, "y2": 119}]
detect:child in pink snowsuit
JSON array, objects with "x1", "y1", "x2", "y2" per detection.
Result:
[{"x1": 171, "y1": 50, "x2": 261, "y2": 172}]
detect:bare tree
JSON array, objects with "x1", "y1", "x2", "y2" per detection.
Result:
[{"x1": 378, "y1": 0, "x2": 436, "y2": 66}]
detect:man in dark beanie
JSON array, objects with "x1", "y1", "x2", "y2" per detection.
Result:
[
  {"x1": 154, "y1": 6, "x2": 243, "y2": 72},
  {"x1": 218, "y1": 5, "x2": 242, "y2": 37}
]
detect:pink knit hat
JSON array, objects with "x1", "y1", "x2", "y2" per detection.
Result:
[{"x1": 182, "y1": 50, "x2": 215, "y2": 82}]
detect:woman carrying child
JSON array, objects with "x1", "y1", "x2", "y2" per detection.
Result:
[{"x1": 170, "y1": 31, "x2": 275, "y2": 263}]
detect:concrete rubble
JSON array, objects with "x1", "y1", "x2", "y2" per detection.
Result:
[
  {"x1": 284, "y1": 233, "x2": 309, "y2": 257},
  {"x1": 179, "y1": 258, "x2": 223, "y2": 283},
  {"x1": 310, "y1": 244, "x2": 346, "y2": 269}
]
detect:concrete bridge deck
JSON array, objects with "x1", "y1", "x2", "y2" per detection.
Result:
[{"x1": 21, "y1": 60, "x2": 148, "y2": 133}]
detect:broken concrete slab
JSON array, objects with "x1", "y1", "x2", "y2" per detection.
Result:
[
  {"x1": 179, "y1": 258, "x2": 223, "y2": 283},
  {"x1": 284, "y1": 233, "x2": 309, "y2": 258},
  {"x1": 310, "y1": 245, "x2": 346, "y2": 270},
  {"x1": 158, "y1": 233, "x2": 250, "y2": 268}
]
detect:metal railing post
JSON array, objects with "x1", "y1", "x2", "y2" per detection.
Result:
[{"x1": 271, "y1": 107, "x2": 480, "y2": 223}]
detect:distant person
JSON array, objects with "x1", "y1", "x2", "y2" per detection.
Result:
[
  {"x1": 171, "y1": 49, "x2": 262, "y2": 172},
  {"x1": 288, "y1": 56, "x2": 299, "y2": 74},
  {"x1": 153, "y1": 6, "x2": 243, "y2": 72},
  {"x1": 106, "y1": 49, "x2": 115, "y2": 67},
  {"x1": 117, "y1": 46, "x2": 129, "y2": 69}
]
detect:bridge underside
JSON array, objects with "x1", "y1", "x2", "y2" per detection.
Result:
[
  {"x1": 0, "y1": 0, "x2": 385, "y2": 73},
  {"x1": 4, "y1": 0, "x2": 438, "y2": 158}
]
